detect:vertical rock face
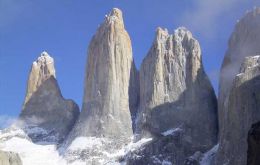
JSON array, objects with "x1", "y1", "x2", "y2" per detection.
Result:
[
  {"x1": 139, "y1": 27, "x2": 217, "y2": 147},
  {"x1": 217, "y1": 55, "x2": 260, "y2": 165},
  {"x1": 64, "y1": 8, "x2": 139, "y2": 164},
  {"x1": 218, "y1": 7, "x2": 260, "y2": 138},
  {"x1": 130, "y1": 27, "x2": 218, "y2": 164},
  {"x1": 0, "y1": 150, "x2": 22, "y2": 165},
  {"x1": 217, "y1": 8, "x2": 260, "y2": 165},
  {"x1": 63, "y1": 8, "x2": 138, "y2": 163},
  {"x1": 23, "y1": 51, "x2": 56, "y2": 107},
  {"x1": 19, "y1": 52, "x2": 79, "y2": 143}
]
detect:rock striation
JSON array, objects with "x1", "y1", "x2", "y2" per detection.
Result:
[
  {"x1": 19, "y1": 52, "x2": 79, "y2": 143},
  {"x1": 129, "y1": 27, "x2": 218, "y2": 164},
  {"x1": 63, "y1": 8, "x2": 138, "y2": 163},
  {"x1": 0, "y1": 150, "x2": 22, "y2": 165}
]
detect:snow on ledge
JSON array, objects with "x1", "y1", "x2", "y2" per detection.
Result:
[
  {"x1": 67, "y1": 136, "x2": 109, "y2": 151},
  {"x1": 200, "y1": 144, "x2": 219, "y2": 165},
  {"x1": 161, "y1": 128, "x2": 182, "y2": 136}
]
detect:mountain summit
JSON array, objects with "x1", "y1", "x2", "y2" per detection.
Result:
[
  {"x1": 63, "y1": 8, "x2": 139, "y2": 164},
  {"x1": 19, "y1": 51, "x2": 79, "y2": 143}
]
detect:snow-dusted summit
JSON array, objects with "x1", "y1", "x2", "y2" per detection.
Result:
[{"x1": 19, "y1": 52, "x2": 79, "y2": 144}]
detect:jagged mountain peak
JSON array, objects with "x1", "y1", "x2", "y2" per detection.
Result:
[
  {"x1": 109, "y1": 8, "x2": 123, "y2": 19},
  {"x1": 174, "y1": 27, "x2": 193, "y2": 40},
  {"x1": 155, "y1": 26, "x2": 193, "y2": 40},
  {"x1": 132, "y1": 25, "x2": 218, "y2": 164},
  {"x1": 156, "y1": 27, "x2": 168, "y2": 37},
  {"x1": 32, "y1": 52, "x2": 55, "y2": 74},
  {"x1": 25, "y1": 52, "x2": 56, "y2": 105},
  {"x1": 239, "y1": 55, "x2": 260, "y2": 73},
  {"x1": 19, "y1": 51, "x2": 79, "y2": 144},
  {"x1": 103, "y1": 8, "x2": 124, "y2": 29},
  {"x1": 62, "y1": 7, "x2": 138, "y2": 164},
  {"x1": 35, "y1": 51, "x2": 53, "y2": 63}
]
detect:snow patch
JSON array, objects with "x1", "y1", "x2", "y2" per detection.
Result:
[
  {"x1": 200, "y1": 144, "x2": 219, "y2": 165},
  {"x1": 161, "y1": 128, "x2": 182, "y2": 136},
  {"x1": 0, "y1": 127, "x2": 66, "y2": 165},
  {"x1": 67, "y1": 137, "x2": 106, "y2": 151},
  {"x1": 0, "y1": 126, "x2": 153, "y2": 165},
  {"x1": 162, "y1": 160, "x2": 172, "y2": 165}
]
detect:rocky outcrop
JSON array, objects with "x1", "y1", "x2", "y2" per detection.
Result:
[
  {"x1": 130, "y1": 27, "x2": 218, "y2": 164},
  {"x1": 19, "y1": 52, "x2": 79, "y2": 143},
  {"x1": 218, "y1": 7, "x2": 260, "y2": 139},
  {"x1": 216, "y1": 8, "x2": 260, "y2": 165},
  {"x1": 63, "y1": 8, "x2": 138, "y2": 163},
  {"x1": 23, "y1": 51, "x2": 56, "y2": 107},
  {"x1": 0, "y1": 150, "x2": 22, "y2": 165},
  {"x1": 217, "y1": 55, "x2": 260, "y2": 165}
]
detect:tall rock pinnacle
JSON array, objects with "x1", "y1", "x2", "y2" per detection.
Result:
[
  {"x1": 128, "y1": 27, "x2": 218, "y2": 164},
  {"x1": 80, "y1": 7, "x2": 135, "y2": 140},
  {"x1": 139, "y1": 27, "x2": 217, "y2": 145},
  {"x1": 19, "y1": 51, "x2": 79, "y2": 143},
  {"x1": 217, "y1": 7, "x2": 260, "y2": 165},
  {"x1": 63, "y1": 8, "x2": 138, "y2": 163},
  {"x1": 23, "y1": 51, "x2": 55, "y2": 106}
]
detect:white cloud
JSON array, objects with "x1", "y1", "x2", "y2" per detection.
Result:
[
  {"x1": 208, "y1": 69, "x2": 220, "y2": 84},
  {"x1": 180, "y1": 0, "x2": 247, "y2": 38},
  {"x1": 0, "y1": 115, "x2": 16, "y2": 129}
]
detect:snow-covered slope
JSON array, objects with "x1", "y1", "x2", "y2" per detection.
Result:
[
  {"x1": 0, "y1": 125, "x2": 153, "y2": 165},
  {"x1": 0, "y1": 126, "x2": 67, "y2": 165}
]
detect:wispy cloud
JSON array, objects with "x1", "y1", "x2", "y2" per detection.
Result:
[
  {"x1": 0, "y1": 115, "x2": 17, "y2": 129},
  {"x1": 180, "y1": 0, "x2": 247, "y2": 38},
  {"x1": 208, "y1": 69, "x2": 220, "y2": 84}
]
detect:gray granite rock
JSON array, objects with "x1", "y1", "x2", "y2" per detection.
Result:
[
  {"x1": 0, "y1": 150, "x2": 22, "y2": 165},
  {"x1": 19, "y1": 52, "x2": 79, "y2": 143},
  {"x1": 218, "y1": 7, "x2": 260, "y2": 141},
  {"x1": 216, "y1": 55, "x2": 260, "y2": 165},
  {"x1": 217, "y1": 7, "x2": 260, "y2": 165},
  {"x1": 73, "y1": 7, "x2": 135, "y2": 142},
  {"x1": 63, "y1": 8, "x2": 138, "y2": 163},
  {"x1": 130, "y1": 27, "x2": 218, "y2": 164}
]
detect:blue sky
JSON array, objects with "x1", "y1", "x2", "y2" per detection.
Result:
[{"x1": 0, "y1": 0, "x2": 260, "y2": 118}]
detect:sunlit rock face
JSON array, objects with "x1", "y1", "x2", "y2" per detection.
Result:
[
  {"x1": 23, "y1": 51, "x2": 56, "y2": 107},
  {"x1": 19, "y1": 52, "x2": 79, "y2": 143},
  {"x1": 62, "y1": 8, "x2": 139, "y2": 163},
  {"x1": 129, "y1": 27, "x2": 218, "y2": 164}
]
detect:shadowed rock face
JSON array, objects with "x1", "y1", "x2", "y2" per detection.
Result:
[
  {"x1": 71, "y1": 8, "x2": 136, "y2": 142},
  {"x1": 247, "y1": 121, "x2": 260, "y2": 165},
  {"x1": 218, "y1": 7, "x2": 260, "y2": 140},
  {"x1": 217, "y1": 55, "x2": 260, "y2": 165},
  {"x1": 19, "y1": 52, "x2": 79, "y2": 143},
  {"x1": 129, "y1": 27, "x2": 218, "y2": 164},
  {"x1": 216, "y1": 8, "x2": 260, "y2": 165},
  {"x1": 0, "y1": 150, "x2": 22, "y2": 165}
]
